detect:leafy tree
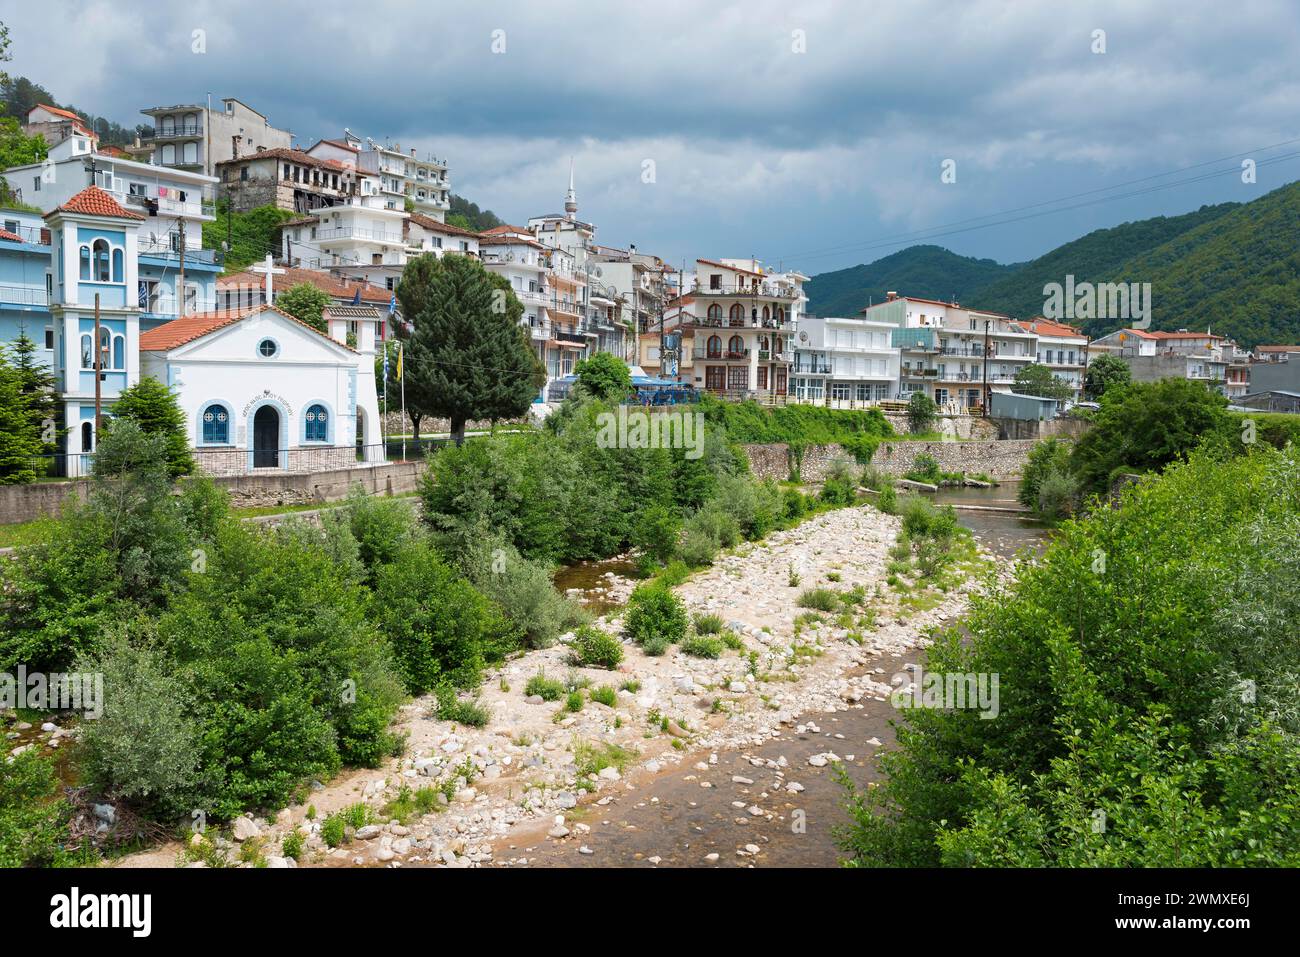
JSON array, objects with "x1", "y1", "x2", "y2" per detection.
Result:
[
  {"x1": 574, "y1": 351, "x2": 632, "y2": 401},
  {"x1": 202, "y1": 203, "x2": 297, "y2": 273},
  {"x1": 906, "y1": 391, "x2": 938, "y2": 434},
  {"x1": 398, "y1": 253, "x2": 544, "y2": 446},
  {"x1": 1068, "y1": 377, "x2": 1232, "y2": 494},
  {"x1": 0, "y1": 751, "x2": 73, "y2": 867},
  {"x1": 110, "y1": 375, "x2": 193, "y2": 477},
  {"x1": 0, "y1": 115, "x2": 47, "y2": 207},
  {"x1": 448, "y1": 194, "x2": 503, "y2": 232},
  {"x1": 1018, "y1": 437, "x2": 1072, "y2": 509},
  {"x1": 274, "y1": 281, "x2": 332, "y2": 334},
  {"x1": 1083, "y1": 353, "x2": 1131, "y2": 400},
  {"x1": 1012, "y1": 362, "x2": 1074, "y2": 401}
]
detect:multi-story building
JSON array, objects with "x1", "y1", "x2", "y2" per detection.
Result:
[
  {"x1": 863, "y1": 293, "x2": 1037, "y2": 412},
  {"x1": 23, "y1": 104, "x2": 99, "y2": 151},
  {"x1": 129, "y1": 97, "x2": 292, "y2": 177},
  {"x1": 479, "y1": 225, "x2": 569, "y2": 378},
  {"x1": 1014, "y1": 317, "x2": 1089, "y2": 400},
  {"x1": 215, "y1": 147, "x2": 369, "y2": 214},
  {"x1": 651, "y1": 258, "x2": 803, "y2": 398},
  {"x1": 1092, "y1": 328, "x2": 1229, "y2": 393},
  {"x1": 353, "y1": 137, "x2": 450, "y2": 220},
  {"x1": 405, "y1": 212, "x2": 480, "y2": 261},
  {"x1": 280, "y1": 194, "x2": 407, "y2": 286},
  {"x1": 790, "y1": 315, "x2": 899, "y2": 405},
  {"x1": 1254, "y1": 344, "x2": 1300, "y2": 363},
  {"x1": 4, "y1": 138, "x2": 222, "y2": 326}
]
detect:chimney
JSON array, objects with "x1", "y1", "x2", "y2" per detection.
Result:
[
  {"x1": 885, "y1": 291, "x2": 898, "y2": 301},
  {"x1": 324, "y1": 306, "x2": 348, "y2": 345},
  {"x1": 410, "y1": 147, "x2": 417, "y2": 157}
]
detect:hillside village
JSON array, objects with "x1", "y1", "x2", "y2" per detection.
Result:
[{"x1": 2, "y1": 94, "x2": 1298, "y2": 479}]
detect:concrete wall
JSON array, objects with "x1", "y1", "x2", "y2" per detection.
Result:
[
  {"x1": 879, "y1": 411, "x2": 1001, "y2": 441},
  {"x1": 0, "y1": 461, "x2": 426, "y2": 525},
  {"x1": 991, "y1": 415, "x2": 1092, "y2": 441}
]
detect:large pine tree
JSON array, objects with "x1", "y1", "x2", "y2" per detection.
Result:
[
  {"x1": 397, "y1": 253, "x2": 544, "y2": 446},
  {"x1": 6, "y1": 329, "x2": 60, "y2": 454}
]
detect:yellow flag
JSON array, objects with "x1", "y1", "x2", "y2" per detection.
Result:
[{"x1": 396, "y1": 342, "x2": 404, "y2": 381}]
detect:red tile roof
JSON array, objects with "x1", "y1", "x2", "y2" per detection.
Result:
[
  {"x1": 407, "y1": 212, "x2": 479, "y2": 237},
  {"x1": 697, "y1": 258, "x2": 763, "y2": 277},
  {"x1": 0, "y1": 229, "x2": 23, "y2": 243},
  {"x1": 31, "y1": 103, "x2": 81, "y2": 122},
  {"x1": 481, "y1": 224, "x2": 533, "y2": 236},
  {"x1": 140, "y1": 304, "x2": 357, "y2": 353},
  {"x1": 1014, "y1": 317, "x2": 1087, "y2": 338},
  {"x1": 45, "y1": 185, "x2": 146, "y2": 221}
]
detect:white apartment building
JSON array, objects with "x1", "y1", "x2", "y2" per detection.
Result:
[
  {"x1": 353, "y1": 137, "x2": 450, "y2": 220},
  {"x1": 405, "y1": 213, "x2": 480, "y2": 260},
  {"x1": 1014, "y1": 317, "x2": 1089, "y2": 400},
  {"x1": 478, "y1": 225, "x2": 569, "y2": 377},
  {"x1": 130, "y1": 97, "x2": 292, "y2": 177},
  {"x1": 791, "y1": 315, "x2": 899, "y2": 405},
  {"x1": 862, "y1": 293, "x2": 1036, "y2": 412}
]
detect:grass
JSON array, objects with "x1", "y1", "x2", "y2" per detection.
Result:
[
  {"x1": 693, "y1": 613, "x2": 725, "y2": 635},
  {"x1": 525, "y1": 671, "x2": 566, "y2": 701},
  {"x1": 281, "y1": 830, "x2": 305, "y2": 861},
  {"x1": 382, "y1": 784, "x2": 445, "y2": 823},
  {"x1": 434, "y1": 691, "x2": 490, "y2": 727},
  {"x1": 681, "y1": 634, "x2": 725, "y2": 659},
  {"x1": 590, "y1": 685, "x2": 618, "y2": 707},
  {"x1": 796, "y1": 588, "x2": 840, "y2": 612},
  {"x1": 574, "y1": 740, "x2": 638, "y2": 782},
  {"x1": 565, "y1": 690, "x2": 585, "y2": 712}
]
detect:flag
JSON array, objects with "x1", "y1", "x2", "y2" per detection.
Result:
[
  {"x1": 388, "y1": 294, "x2": 397, "y2": 316},
  {"x1": 395, "y1": 342, "x2": 403, "y2": 382},
  {"x1": 351, "y1": 289, "x2": 361, "y2": 306}
]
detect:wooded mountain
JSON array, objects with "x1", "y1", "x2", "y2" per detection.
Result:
[
  {"x1": 804, "y1": 184, "x2": 1300, "y2": 348},
  {"x1": 802, "y1": 245, "x2": 1016, "y2": 318}
]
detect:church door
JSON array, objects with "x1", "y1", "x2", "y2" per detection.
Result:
[{"x1": 253, "y1": 406, "x2": 280, "y2": 468}]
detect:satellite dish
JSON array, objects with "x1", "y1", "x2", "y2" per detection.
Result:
[
  {"x1": 799, "y1": 331, "x2": 808, "y2": 342},
  {"x1": 593, "y1": 266, "x2": 602, "y2": 278}
]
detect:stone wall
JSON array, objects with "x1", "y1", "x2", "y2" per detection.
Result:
[
  {"x1": 0, "y1": 461, "x2": 427, "y2": 525},
  {"x1": 880, "y1": 411, "x2": 1001, "y2": 441},
  {"x1": 742, "y1": 444, "x2": 860, "y2": 482},
  {"x1": 867, "y1": 439, "x2": 1037, "y2": 479},
  {"x1": 381, "y1": 411, "x2": 530, "y2": 435},
  {"x1": 990, "y1": 415, "x2": 1092, "y2": 441}
]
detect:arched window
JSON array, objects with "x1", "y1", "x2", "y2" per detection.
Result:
[
  {"x1": 81, "y1": 421, "x2": 93, "y2": 453},
  {"x1": 201, "y1": 403, "x2": 230, "y2": 444},
  {"x1": 183, "y1": 141, "x2": 198, "y2": 165},
  {"x1": 79, "y1": 245, "x2": 91, "y2": 280},
  {"x1": 305, "y1": 404, "x2": 329, "y2": 442},
  {"x1": 706, "y1": 334, "x2": 721, "y2": 358},
  {"x1": 728, "y1": 303, "x2": 744, "y2": 325},
  {"x1": 762, "y1": 305, "x2": 770, "y2": 321},
  {"x1": 160, "y1": 115, "x2": 175, "y2": 135},
  {"x1": 728, "y1": 335, "x2": 744, "y2": 356},
  {"x1": 112, "y1": 334, "x2": 125, "y2": 370},
  {"x1": 706, "y1": 303, "x2": 722, "y2": 323},
  {"x1": 776, "y1": 307, "x2": 785, "y2": 324},
  {"x1": 161, "y1": 144, "x2": 175, "y2": 165},
  {"x1": 80, "y1": 334, "x2": 92, "y2": 369},
  {"x1": 92, "y1": 239, "x2": 111, "y2": 281},
  {"x1": 112, "y1": 248, "x2": 124, "y2": 282}
]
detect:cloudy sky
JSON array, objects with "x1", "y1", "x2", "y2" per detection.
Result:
[{"x1": 5, "y1": 1, "x2": 1298, "y2": 275}]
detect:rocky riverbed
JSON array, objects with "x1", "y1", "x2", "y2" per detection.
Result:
[{"x1": 113, "y1": 502, "x2": 1000, "y2": 869}]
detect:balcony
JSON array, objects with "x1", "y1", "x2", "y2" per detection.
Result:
[
  {"x1": 691, "y1": 280, "x2": 798, "y2": 301},
  {"x1": 554, "y1": 328, "x2": 586, "y2": 345},
  {"x1": 315, "y1": 226, "x2": 405, "y2": 244},
  {"x1": 0, "y1": 284, "x2": 48, "y2": 307},
  {"x1": 793, "y1": 360, "x2": 832, "y2": 374},
  {"x1": 693, "y1": 346, "x2": 750, "y2": 360},
  {"x1": 148, "y1": 124, "x2": 204, "y2": 140},
  {"x1": 0, "y1": 224, "x2": 50, "y2": 246},
  {"x1": 902, "y1": 368, "x2": 940, "y2": 378}
]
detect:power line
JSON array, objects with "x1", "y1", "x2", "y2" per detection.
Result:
[{"x1": 777, "y1": 137, "x2": 1300, "y2": 266}]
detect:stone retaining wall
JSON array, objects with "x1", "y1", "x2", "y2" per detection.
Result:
[
  {"x1": 867, "y1": 438, "x2": 1037, "y2": 479},
  {"x1": 0, "y1": 461, "x2": 427, "y2": 525}
]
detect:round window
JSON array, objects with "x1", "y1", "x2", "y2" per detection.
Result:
[{"x1": 258, "y1": 338, "x2": 278, "y2": 358}]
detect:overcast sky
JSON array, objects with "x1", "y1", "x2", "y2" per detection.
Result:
[{"x1": 5, "y1": 1, "x2": 1297, "y2": 275}]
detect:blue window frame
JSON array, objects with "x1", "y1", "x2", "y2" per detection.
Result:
[
  {"x1": 201, "y1": 403, "x2": 230, "y2": 444},
  {"x1": 304, "y1": 403, "x2": 328, "y2": 442}
]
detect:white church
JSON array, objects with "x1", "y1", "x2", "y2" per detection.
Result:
[{"x1": 29, "y1": 184, "x2": 383, "y2": 475}]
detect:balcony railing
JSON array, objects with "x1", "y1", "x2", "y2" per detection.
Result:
[
  {"x1": 692, "y1": 316, "x2": 790, "y2": 330},
  {"x1": 554, "y1": 328, "x2": 586, "y2": 344},
  {"x1": 691, "y1": 280, "x2": 798, "y2": 300},
  {"x1": 693, "y1": 347, "x2": 750, "y2": 360},
  {"x1": 793, "y1": 361, "x2": 832, "y2": 374},
  {"x1": 0, "y1": 224, "x2": 50, "y2": 245},
  {"x1": 315, "y1": 226, "x2": 405, "y2": 244},
  {"x1": 149, "y1": 124, "x2": 204, "y2": 140},
  {"x1": 0, "y1": 284, "x2": 48, "y2": 306}
]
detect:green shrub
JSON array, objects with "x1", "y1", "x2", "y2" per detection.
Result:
[
  {"x1": 565, "y1": 690, "x2": 585, "y2": 712},
  {"x1": 1019, "y1": 438, "x2": 1072, "y2": 510},
  {"x1": 461, "y1": 538, "x2": 583, "y2": 650},
  {"x1": 681, "y1": 634, "x2": 724, "y2": 658},
  {"x1": 797, "y1": 588, "x2": 840, "y2": 612},
  {"x1": 1036, "y1": 469, "x2": 1079, "y2": 522},
  {"x1": 434, "y1": 687, "x2": 491, "y2": 727},
  {"x1": 876, "y1": 483, "x2": 898, "y2": 514},
  {"x1": 569, "y1": 625, "x2": 624, "y2": 669},
  {"x1": 641, "y1": 635, "x2": 670, "y2": 657},
  {"x1": 906, "y1": 453, "x2": 942, "y2": 484},
  {"x1": 281, "y1": 830, "x2": 305, "y2": 861},
  {"x1": 0, "y1": 751, "x2": 73, "y2": 867},
  {"x1": 321, "y1": 814, "x2": 347, "y2": 848},
  {"x1": 624, "y1": 584, "x2": 688, "y2": 649},
  {"x1": 693, "y1": 613, "x2": 725, "y2": 635},
  {"x1": 590, "y1": 685, "x2": 618, "y2": 707},
  {"x1": 632, "y1": 504, "x2": 682, "y2": 566},
  {"x1": 677, "y1": 523, "x2": 720, "y2": 566},
  {"x1": 525, "y1": 671, "x2": 565, "y2": 701}
]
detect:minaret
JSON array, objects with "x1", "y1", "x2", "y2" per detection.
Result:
[{"x1": 564, "y1": 157, "x2": 577, "y2": 221}]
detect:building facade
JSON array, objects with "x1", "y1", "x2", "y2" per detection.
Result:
[
  {"x1": 790, "y1": 314, "x2": 899, "y2": 405},
  {"x1": 130, "y1": 97, "x2": 292, "y2": 177}
]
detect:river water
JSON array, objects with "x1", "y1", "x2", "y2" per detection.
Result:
[{"x1": 501, "y1": 487, "x2": 1051, "y2": 868}]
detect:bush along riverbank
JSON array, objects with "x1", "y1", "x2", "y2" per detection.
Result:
[
  {"x1": 839, "y1": 442, "x2": 1300, "y2": 866},
  {"x1": 0, "y1": 390, "x2": 920, "y2": 867}
]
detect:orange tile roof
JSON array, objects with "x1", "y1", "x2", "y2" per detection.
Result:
[
  {"x1": 216, "y1": 265, "x2": 393, "y2": 305},
  {"x1": 140, "y1": 304, "x2": 357, "y2": 353},
  {"x1": 1014, "y1": 317, "x2": 1086, "y2": 338},
  {"x1": 45, "y1": 185, "x2": 146, "y2": 221},
  {"x1": 0, "y1": 229, "x2": 23, "y2": 243},
  {"x1": 32, "y1": 103, "x2": 81, "y2": 122},
  {"x1": 407, "y1": 212, "x2": 479, "y2": 238},
  {"x1": 481, "y1": 224, "x2": 532, "y2": 236}
]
